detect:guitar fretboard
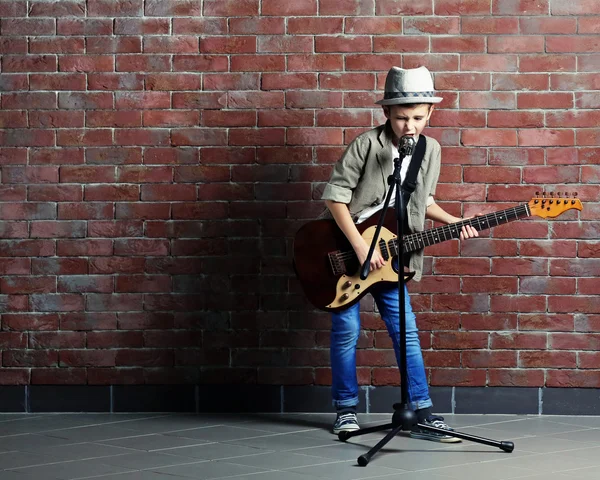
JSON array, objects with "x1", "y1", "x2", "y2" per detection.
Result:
[{"x1": 386, "y1": 204, "x2": 531, "y2": 255}]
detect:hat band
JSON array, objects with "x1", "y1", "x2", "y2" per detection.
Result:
[{"x1": 383, "y1": 91, "x2": 437, "y2": 99}]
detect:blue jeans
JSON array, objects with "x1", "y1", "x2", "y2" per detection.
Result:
[{"x1": 330, "y1": 283, "x2": 432, "y2": 411}]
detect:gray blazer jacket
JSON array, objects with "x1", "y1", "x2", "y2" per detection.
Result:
[{"x1": 321, "y1": 122, "x2": 442, "y2": 281}]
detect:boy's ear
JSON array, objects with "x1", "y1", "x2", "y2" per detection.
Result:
[{"x1": 382, "y1": 105, "x2": 390, "y2": 118}]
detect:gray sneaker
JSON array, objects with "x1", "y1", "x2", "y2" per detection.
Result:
[
  {"x1": 332, "y1": 412, "x2": 359, "y2": 434},
  {"x1": 410, "y1": 416, "x2": 461, "y2": 443}
]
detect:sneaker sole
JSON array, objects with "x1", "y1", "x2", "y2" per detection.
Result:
[
  {"x1": 333, "y1": 425, "x2": 360, "y2": 435},
  {"x1": 410, "y1": 432, "x2": 462, "y2": 443}
]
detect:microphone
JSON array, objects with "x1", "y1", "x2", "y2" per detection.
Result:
[{"x1": 399, "y1": 135, "x2": 416, "y2": 157}]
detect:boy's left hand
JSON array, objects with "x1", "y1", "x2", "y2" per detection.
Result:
[{"x1": 457, "y1": 214, "x2": 482, "y2": 240}]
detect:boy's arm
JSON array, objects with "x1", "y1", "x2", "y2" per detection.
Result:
[
  {"x1": 425, "y1": 201, "x2": 478, "y2": 239},
  {"x1": 325, "y1": 200, "x2": 386, "y2": 271}
]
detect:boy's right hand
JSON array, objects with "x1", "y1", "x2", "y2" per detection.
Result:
[{"x1": 355, "y1": 240, "x2": 386, "y2": 272}]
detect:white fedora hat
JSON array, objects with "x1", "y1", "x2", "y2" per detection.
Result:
[{"x1": 375, "y1": 66, "x2": 443, "y2": 105}]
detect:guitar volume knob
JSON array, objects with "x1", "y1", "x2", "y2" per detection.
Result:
[
  {"x1": 343, "y1": 280, "x2": 352, "y2": 289},
  {"x1": 340, "y1": 293, "x2": 349, "y2": 301}
]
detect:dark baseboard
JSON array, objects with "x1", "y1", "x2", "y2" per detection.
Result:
[{"x1": 1, "y1": 385, "x2": 599, "y2": 415}]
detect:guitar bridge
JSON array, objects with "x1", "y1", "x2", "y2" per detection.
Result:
[{"x1": 328, "y1": 251, "x2": 347, "y2": 275}]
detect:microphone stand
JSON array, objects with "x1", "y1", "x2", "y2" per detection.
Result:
[{"x1": 339, "y1": 136, "x2": 514, "y2": 466}]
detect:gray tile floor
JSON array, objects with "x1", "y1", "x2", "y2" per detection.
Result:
[{"x1": 1, "y1": 412, "x2": 599, "y2": 479}]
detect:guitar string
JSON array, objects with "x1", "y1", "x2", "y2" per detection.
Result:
[{"x1": 335, "y1": 205, "x2": 530, "y2": 263}]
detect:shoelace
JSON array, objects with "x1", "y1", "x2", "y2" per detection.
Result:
[{"x1": 337, "y1": 413, "x2": 357, "y2": 423}]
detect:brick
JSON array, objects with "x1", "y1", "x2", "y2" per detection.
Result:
[
  {"x1": 59, "y1": 55, "x2": 113, "y2": 72},
  {"x1": 31, "y1": 258, "x2": 87, "y2": 275},
  {"x1": 547, "y1": 36, "x2": 600, "y2": 53},
  {"x1": 141, "y1": 184, "x2": 196, "y2": 202},
  {"x1": 60, "y1": 350, "x2": 116, "y2": 367},
  {"x1": 259, "y1": 35, "x2": 313, "y2": 53},
  {"x1": 88, "y1": 0, "x2": 143, "y2": 16},
  {"x1": 30, "y1": 73, "x2": 86, "y2": 92},
  {"x1": 493, "y1": 0, "x2": 549, "y2": 15},
  {"x1": 549, "y1": 296, "x2": 600, "y2": 315},
  {"x1": 89, "y1": 257, "x2": 145, "y2": 274},
  {"x1": 3, "y1": 55, "x2": 57, "y2": 73},
  {"x1": 0, "y1": 111, "x2": 27, "y2": 129},
  {"x1": 30, "y1": 37, "x2": 84, "y2": 54},
  {"x1": 519, "y1": 54, "x2": 575, "y2": 72},
  {"x1": 431, "y1": 36, "x2": 486, "y2": 53},
  {"x1": 405, "y1": 16, "x2": 459, "y2": 34},
  {"x1": 2, "y1": 166, "x2": 59, "y2": 185},
  {"x1": 492, "y1": 258, "x2": 548, "y2": 276},
  {"x1": 518, "y1": 130, "x2": 574, "y2": 147},
  {"x1": 461, "y1": 17, "x2": 519, "y2": 34},
  {"x1": 547, "y1": 370, "x2": 600, "y2": 388},
  {"x1": 435, "y1": 73, "x2": 490, "y2": 90},
  {"x1": 258, "y1": 110, "x2": 312, "y2": 127},
  {"x1": 523, "y1": 165, "x2": 579, "y2": 183},
  {"x1": 145, "y1": 147, "x2": 199, "y2": 165},
  {"x1": 287, "y1": 17, "x2": 343, "y2": 34},
  {"x1": 227, "y1": 92, "x2": 286, "y2": 109},
  {"x1": 261, "y1": 0, "x2": 317, "y2": 15},
  {"x1": 519, "y1": 240, "x2": 577, "y2": 258},
  {"x1": 88, "y1": 36, "x2": 142, "y2": 54},
  {"x1": 84, "y1": 185, "x2": 139, "y2": 202},
  {"x1": 145, "y1": 73, "x2": 201, "y2": 91},
  {"x1": 144, "y1": 0, "x2": 201, "y2": 15},
  {"x1": 460, "y1": 92, "x2": 515, "y2": 110},
  {"x1": 287, "y1": 128, "x2": 343, "y2": 146},
  {"x1": 579, "y1": 17, "x2": 600, "y2": 34},
  {"x1": 201, "y1": 110, "x2": 256, "y2": 127},
  {"x1": 116, "y1": 203, "x2": 171, "y2": 220},
  {"x1": 520, "y1": 17, "x2": 576, "y2": 34},
  {"x1": 0, "y1": 74, "x2": 29, "y2": 91},
  {"x1": 87, "y1": 221, "x2": 143, "y2": 238},
  {"x1": 2, "y1": 19, "x2": 55, "y2": 35},
  {"x1": 116, "y1": 54, "x2": 171, "y2": 72},
  {"x1": 58, "y1": 203, "x2": 114, "y2": 220},
  {"x1": 519, "y1": 314, "x2": 574, "y2": 332},
  {"x1": 116, "y1": 18, "x2": 170, "y2": 35},
  {"x1": 434, "y1": 0, "x2": 491, "y2": 15},
  {"x1": 430, "y1": 368, "x2": 487, "y2": 387},
  {"x1": 56, "y1": 129, "x2": 113, "y2": 147},
  {"x1": 231, "y1": 54, "x2": 285, "y2": 72},
  {"x1": 173, "y1": 55, "x2": 228, "y2": 72},
  {"x1": 345, "y1": 17, "x2": 402, "y2": 34},
  {"x1": 0, "y1": 147, "x2": 27, "y2": 165},
  {"x1": 551, "y1": 73, "x2": 600, "y2": 91},
  {"x1": 57, "y1": 18, "x2": 112, "y2": 36},
  {"x1": 0, "y1": 1, "x2": 27, "y2": 16},
  {"x1": 492, "y1": 73, "x2": 548, "y2": 91},
  {"x1": 172, "y1": 92, "x2": 226, "y2": 109},
  {"x1": 487, "y1": 111, "x2": 544, "y2": 128},
  {"x1": 143, "y1": 36, "x2": 198, "y2": 54},
  {"x1": 490, "y1": 294, "x2": 547, "y2": 312},
  {"x1": 462, "y1": 129, "x2": 517, "y2": 147},
  {"x1": 286, "y1": 91, "x2": 342, "y2": 109},
  {"x1": 171, "y1": 128, "x2": 227, "y2": 146},
  {"x1": 489, "y1": 369, "x2": 544, "y2": 387},
  {"x1": 144, "y1": 111, "x2": 199, "y2": 127},
  {"x1": 88, "y1": 73, "x2": 144, "y2": 91},
  {"x1": 288, "y1": 54, "x2": 343, "y2": 72}
]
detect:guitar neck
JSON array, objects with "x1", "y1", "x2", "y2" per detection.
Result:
[{"x1": 393, "y1": 203, "x2": 531, "y2": 254}]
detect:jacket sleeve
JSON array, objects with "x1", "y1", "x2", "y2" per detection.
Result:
[{"x1": 321, "y1": 135, "x2": 370, "y2": 205}]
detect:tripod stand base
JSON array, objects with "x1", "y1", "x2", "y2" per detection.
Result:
[{"x1": 338, "y1": 416, "x2": 514, "y2": 466}]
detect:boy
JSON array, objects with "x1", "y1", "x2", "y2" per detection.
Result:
[{"x1": 321, "y1": 66, "x2": 478, "y2": 442}]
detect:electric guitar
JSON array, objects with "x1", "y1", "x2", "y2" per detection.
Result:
[{"x1": 293, "y1": 195, "x2": 582, "y2": 312}]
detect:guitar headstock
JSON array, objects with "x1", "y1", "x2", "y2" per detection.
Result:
[{"x1": 528, "y1": 192, "x2": 582, "y2": 219}]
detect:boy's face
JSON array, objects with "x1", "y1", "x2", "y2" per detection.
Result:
[{"x1": 383, "y1": 103, "x2": 433, "y2": 141}]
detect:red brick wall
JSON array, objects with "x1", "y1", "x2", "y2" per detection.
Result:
[{"x1": 0, "y1": 1, "x2": 598, "y2": 389}]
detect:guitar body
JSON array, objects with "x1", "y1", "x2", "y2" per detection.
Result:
[{"x1": 293, "y1": 210, "x2": 413, "y2": 312}]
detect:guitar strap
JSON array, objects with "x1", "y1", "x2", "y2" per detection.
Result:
[
  {"x1": 400, "y1": 134, "x2": 426, "y2": 207},
  {"x1": 400, "y1": 135, "x2": 426, "y2": 266}
]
